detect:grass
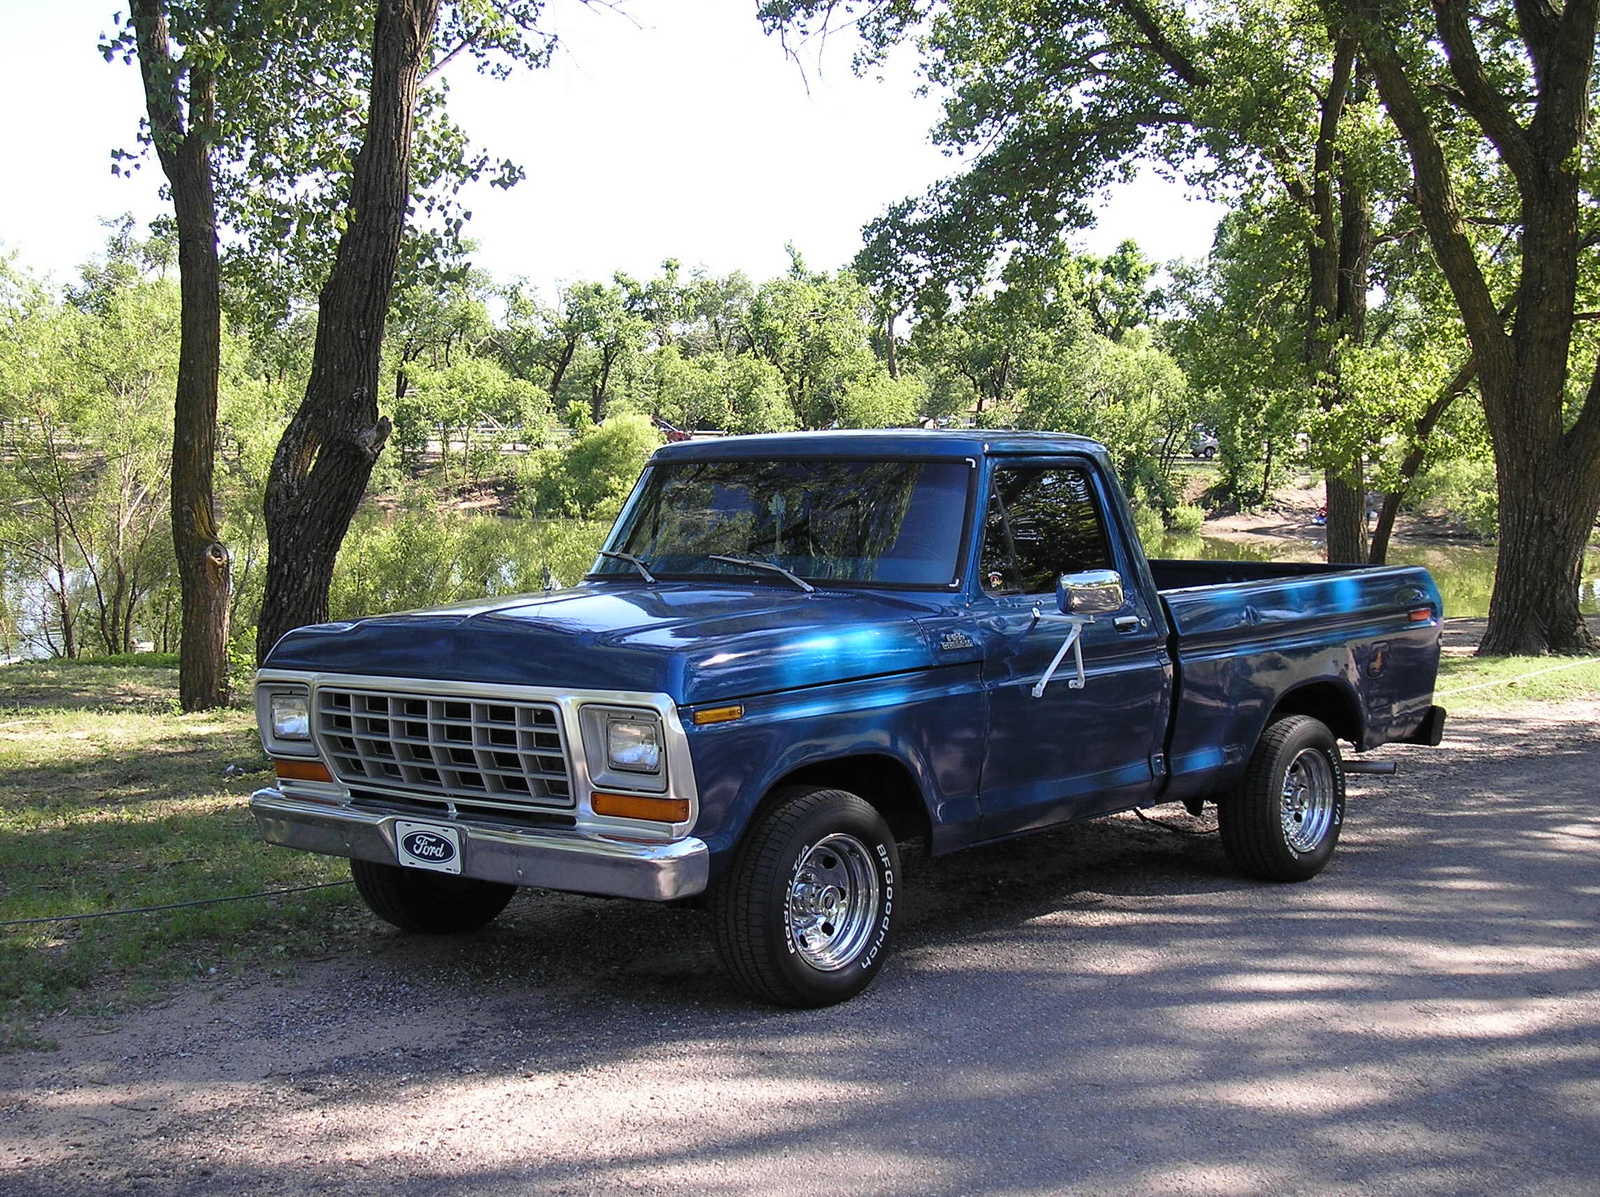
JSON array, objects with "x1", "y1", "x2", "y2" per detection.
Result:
[
  {"x1": 0, "y1": 657, "x2": 361, "y2": 1051},
  {"x1": 1434, "y1": 651, "x2": 1600, "y2": 713}
]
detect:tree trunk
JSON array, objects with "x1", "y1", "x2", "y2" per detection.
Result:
[
  {"x1": 547, "y1": 335, "x2": 576, "y2": 400},
  {"x1": 1305, "y1": 34, "x2": 1369, "y2": 565},
  {"x1": 257, "y1": 0, "x2": 443, "y2": 662},
  {"x1": 1481, "y1": 460, "x2": 1600, "y2": 654},
  {"x1": 131, "y1": 0, "x2": 232, "y2": 709},
  {"x1": 1351, "y1": 0, "x2": 1600, "y2": 655},
  {"x1": 51, "y1": 520, "x2": 76, "y2": 660}
]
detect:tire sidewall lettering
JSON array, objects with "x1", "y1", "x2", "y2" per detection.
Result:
[{"x1": 860, "y1": 840, "x2": 894, "y2": 971}]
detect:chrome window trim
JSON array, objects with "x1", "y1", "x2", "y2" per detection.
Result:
[{"x1": 254, "y1": 669, "x2": 700, "y2": 841}]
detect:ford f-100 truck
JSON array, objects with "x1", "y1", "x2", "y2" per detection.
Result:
[{"x1": 251, "y1": 431, "x2": 1446, "y2": 1006}]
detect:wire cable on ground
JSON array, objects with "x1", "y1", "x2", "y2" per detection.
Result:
[
  {"x1": 0, "y1": 880, "x2": 353, "y2": 929},
  {"x1": 1435, "y1": 656, "x2": 1598, "y2": 698},
  {"x1": 1133, "y1": 807, "x2": 1218, "y2": 836}
]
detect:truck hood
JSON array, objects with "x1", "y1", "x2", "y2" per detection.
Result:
[{"x1": 262, "y1": 582, "x2": 956, "y2": 705}]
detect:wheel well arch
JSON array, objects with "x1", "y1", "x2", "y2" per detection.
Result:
[
  {"x1": 1269, "y1": 680, "x2": 1362, "y2": 746},
  {"x1": 764, "y1": 754, "x2": 932, "y2": 846}
]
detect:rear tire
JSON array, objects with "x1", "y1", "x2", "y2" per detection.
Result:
[
  {"x1": 350, "y1": 858, "x2": 517, "y2": 933},
  {"x1": 711, "y1": 786, "x2": 899, "y2": 1008},
  {"x1": 1219, "y1": 715, "x2": 1345, "y2": 882}
]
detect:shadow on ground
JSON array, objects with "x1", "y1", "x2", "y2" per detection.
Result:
[{"x1": 3, "y1": 708, "x2": 1597, "y2": 1195}]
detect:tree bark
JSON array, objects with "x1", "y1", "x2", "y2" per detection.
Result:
[
  {"x1": 131, "y1": 0, "x2": 232, "y2": 708},
  {"x1": 257, "y1": 0, "x2": 442, "y2": 661}
]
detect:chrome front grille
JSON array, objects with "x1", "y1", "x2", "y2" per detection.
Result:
[{"x1": 316, "y1": 687, "x2": 574, "y2": 812}]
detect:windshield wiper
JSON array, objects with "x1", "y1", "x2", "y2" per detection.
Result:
[
  {"x1": 598, "y1": 550, "x2": 657, "y2": 584},
  {"x1": 709, "y1": 554, "x2": 816, "y2": 594}
]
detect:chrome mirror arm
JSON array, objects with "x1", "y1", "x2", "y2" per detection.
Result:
[{"x1": 1029, "y1": 610, "x2": 1094, "y2": 697}]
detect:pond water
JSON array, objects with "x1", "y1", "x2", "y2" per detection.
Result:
[{"x1": 1153, "y1": 534, "x2": 1600, "y2": 619}]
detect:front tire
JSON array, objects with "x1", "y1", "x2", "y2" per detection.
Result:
[
  {"x1": 350, "y1": 858, "x2": 517, "y2": 933},
  {"x1": 1219, "y1": 715, "x2": 1345, "y2": 882},
  {"x1": 712, "y1": 787, "x2": 899, "y2": 1008}
]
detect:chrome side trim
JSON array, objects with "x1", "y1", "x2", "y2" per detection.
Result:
[{"x1": 251, "y1": 788, "x2": 709, "y2": 901}]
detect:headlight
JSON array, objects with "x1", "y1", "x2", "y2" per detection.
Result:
[
  {"x1": 606, "y1": 716, "x2": 662, "y2": 773},
  {"x1": 270, "y1": 692, "x2": 311, "y2": 740}
]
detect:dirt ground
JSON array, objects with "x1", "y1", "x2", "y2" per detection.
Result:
[{"x1": 2, "y1": 699, "x2": 1597, "y2": 1196}]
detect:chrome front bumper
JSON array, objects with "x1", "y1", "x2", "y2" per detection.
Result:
[{"x1": 251, "y1": 789, "x2": 710, "y2": 901}]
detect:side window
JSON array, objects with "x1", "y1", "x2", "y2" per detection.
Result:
[{"x1": 980, "y1": 464, "x2": 1112, "y2": 595}]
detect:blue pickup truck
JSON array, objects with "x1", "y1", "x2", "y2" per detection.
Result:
[{"x1": 251, "y1": 431, "x2": 1445, "y2": 1006}]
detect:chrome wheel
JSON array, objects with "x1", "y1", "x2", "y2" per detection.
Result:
[
  {"x1": 1280, "y1": 747, "x2": 1337, "y2": 855},
  {"x1": 785, "y1": 832, "x2": 881, "y2": 971},
  {"x1": 713, "y1": 787, "x2": 899, "y2": 1007}
]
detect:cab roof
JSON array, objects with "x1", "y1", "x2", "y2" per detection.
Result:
[{"x1": 648, "y1": 428, "x2": 1109, "y2": 464}]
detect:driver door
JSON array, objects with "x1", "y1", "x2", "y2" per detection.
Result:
[{"x1": 976, "y1": 459, "x2": 1172, "y2": 839}]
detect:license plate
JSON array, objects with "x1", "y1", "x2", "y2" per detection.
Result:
[{"x1": 394, "y1": 820, "x2": 463, "y2": 874}]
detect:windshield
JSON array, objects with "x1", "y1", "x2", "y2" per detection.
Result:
[{"x1": 593, "y1": 458, "x2": 973, "y2": 588}]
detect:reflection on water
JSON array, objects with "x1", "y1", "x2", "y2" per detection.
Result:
[{"x1": 1154, "y1": 535, "x2": 1600, "y2": 619}]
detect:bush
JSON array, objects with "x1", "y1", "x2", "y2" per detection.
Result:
[
  {"x1": 1410, "y1": 456, "x2": 1497, "y2": 537},
  {"x1": 517, "y1": 413, "x2": 662, "y2": 519},
  {"x1": 1169, "y1": 503, "x2": 1205, "y2": 534},
  {"x1": 1131, "y1": 505, "x2": 1166, "y2": 551}
]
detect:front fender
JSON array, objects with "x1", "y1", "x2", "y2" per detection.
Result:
[{"x1": 683, "y1": 665, "x2": 986, "y2": 862}]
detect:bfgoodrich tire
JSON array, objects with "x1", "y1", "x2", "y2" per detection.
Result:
[
  {"x1": 712, "y1": 786, "x2": 900, "y2": 1008},
  {"x1": 1219, "y1": 714, "x2": 1346, "y2": 882},
  {"x1": 350, "y1": 858, "x2": 517, "y2": 933}
]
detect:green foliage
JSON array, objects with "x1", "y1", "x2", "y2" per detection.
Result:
[
  {"x1": 330, "y1": 509, "x2": 610, "y2": 616},
  {"x1": 748, "y1": 251, "x2": 881, "y2": 428},
  {"x1": 0, "y1": 241, "x2": 181, "y2": 658},
  {"x1": 397, "y1": 356, "x2": 552, "y2": 481},
  {"x1": 517, "y1": 413, "x2": 663, "y2": 521},
  {"x1": 1130, "y1": 504, "x2": 1166, "y2": 552},
  {"x1": 839, "y1": 369, "x2": 925, "y2": 428},
  {"x1": 1169, "y1": 503, "x2": 1205, "y2": 534},
  {"x1": 1409, "y1": 456, "x2": 1498, "y2": 537},
  {"x1": 103, "y1": 2, "x2": 556, "y2": 331}
]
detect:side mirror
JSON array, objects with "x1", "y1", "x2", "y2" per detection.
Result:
[{"x1": 1057, "y1": 569, "x2": 1124, "y2": 615}]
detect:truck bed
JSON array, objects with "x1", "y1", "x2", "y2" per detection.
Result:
[{"x1": 1147, "y1": 557, "x2": 1443, "y2": 803}]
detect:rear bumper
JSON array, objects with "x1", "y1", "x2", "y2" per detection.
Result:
[{"x1": 251, "y1": 789, "x2": 710, "y2": 901}]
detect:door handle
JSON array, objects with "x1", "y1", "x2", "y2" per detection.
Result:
[{"x1": 1113, "y1": 615, "x2": 1141, "y2": 632}]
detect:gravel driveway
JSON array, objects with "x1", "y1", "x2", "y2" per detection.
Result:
[{"x1": 3, "y1": 703, "x2": 1598, "y2": 1196}]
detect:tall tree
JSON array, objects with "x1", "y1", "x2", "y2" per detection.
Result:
[
  {"x1": 1339, "y1": 0, "x2": 1600, "y2": 654},
  {"x1": 111, "y1": 2, "x2": 557, "y2": 666},
  {"x1": 123, "y1": 1, "x2": 232, "y2": 708},
  {"x1": 256, "y1": 0, "x2": 444, "y2": 659},
  {"x1": 762, "y1": 0, "x2": 1436, "y2": 563}
]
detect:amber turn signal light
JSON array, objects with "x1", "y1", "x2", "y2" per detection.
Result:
[
  {"x1": 692, "y1": 704, "x2": 744, "y2": 726},
  {"x1": 274, "y1": 758, "x2": 334, "y2": 783},
  {"x1": 1408, "y1": 608, "x2": 1434, "y2": 623},
  {"x1": 590, "y1": 791, "x2": 690, "y2": 823}
]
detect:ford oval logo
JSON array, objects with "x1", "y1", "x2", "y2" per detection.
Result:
[{"x1": 401, "y1": 830, "x2": 457, "y2": 863}]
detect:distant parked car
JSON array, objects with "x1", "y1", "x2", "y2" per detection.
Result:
[{"x1": 1190, "y1": 428, "x2": 1219, "y2": 460}]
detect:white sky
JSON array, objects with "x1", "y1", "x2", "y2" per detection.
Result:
[{"x1": 1, "y1": 1, "x2": 1225, "y2": 297}]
